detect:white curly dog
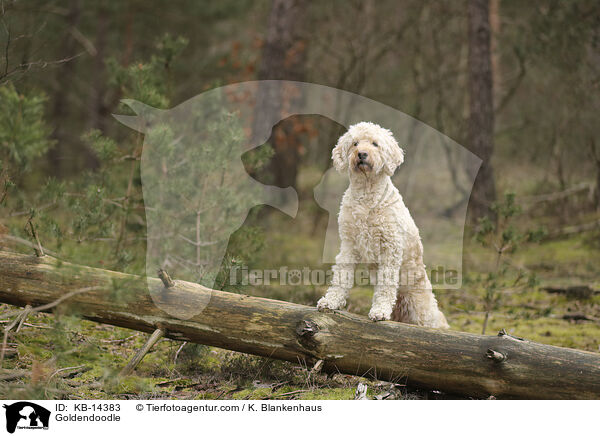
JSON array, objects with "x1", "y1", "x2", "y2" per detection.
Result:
[{"x1": 317, "y1": 122, "x2": 449, "y2": 328}]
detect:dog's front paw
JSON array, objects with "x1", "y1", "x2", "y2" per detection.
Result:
[
  {"x1": 317, "y1": 294, "x2": 346, "y2": 312},
  {"x1": 368, "y1": 306, "x2": 392, "y2": 322}
]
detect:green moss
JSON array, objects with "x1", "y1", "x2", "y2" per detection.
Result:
[
  {"x1": 195, "y1": 392, "x2": 219, "y2": 400},
  {"x1": 450, "y1": 308, "x2": 600, "y2": 351},
  {"x1": 230, "y1": 387, "x2": 270, "y2": 399},
  {"x1": 105, "y1": 376, "x2": 155, "y2": 395},
  {"x1": 299, "y1": 388, "x2": 355, "y2": 400}
]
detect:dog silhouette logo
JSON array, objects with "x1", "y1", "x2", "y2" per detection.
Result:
[
  {"x1": 114, "y1": 80, "x2": 480, "y2": 320},
  {"x1": 3, "y1": 402, "x2": 50, "y2": 433}
]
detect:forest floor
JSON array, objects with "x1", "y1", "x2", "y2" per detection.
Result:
[{"x1": 1, "y1": 209, "x2": 599, "y2": 400}]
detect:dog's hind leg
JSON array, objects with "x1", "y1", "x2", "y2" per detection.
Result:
[{"x1": 391, "y1": 273, "x2": 449, "y2": 328}]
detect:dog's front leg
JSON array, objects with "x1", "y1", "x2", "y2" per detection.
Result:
[
  {"x1": 317, "y1": 242, "x2": 356, "y2": 312},
  {"x1": 369, "y1": 262, "x2": 401, "y2": 321}
]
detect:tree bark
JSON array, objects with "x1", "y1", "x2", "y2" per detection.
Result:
[
  {"x1": 0, "y1": 250, "x2": 599, "y2": 399},
  {"x1": 89, "y1": 4, "x2": 108, "y2": 133},
  {"x1": 467, "y1": 0, "x2": 497, "y2": 223},
  {"x1": 48, "y1": 0, "x2": 81, "y2": 175},
  {"x1": 591, "y1": 139, "x2": 600, "y2": 211},
  {"x1": 255, "y1": 0, "x2": 308, "y2": 192}
]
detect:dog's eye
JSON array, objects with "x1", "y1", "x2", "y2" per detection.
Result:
[
  {"x1": 373, "y1": 142, "x2": 378, "y2": 147},
  {"x1": 353, "y1": 142, "x2": 358, "y2": 147}
]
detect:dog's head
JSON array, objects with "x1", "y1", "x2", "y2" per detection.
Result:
[{"x1": 332, "y1": 122, "x2": 404, "y2": 176}]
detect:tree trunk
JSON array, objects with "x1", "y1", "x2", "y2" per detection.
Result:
[
  {"x1": 48, "y1": 0, "x2": 81, "y2": 175},
  {"x1": 591, "y1": 138, "x2": 600, "y2": 211},
  {"x1": 255, "y1": 0, "x2": 308, "y2": 191},
  {"x1": 467, "y1": 0, "x2": 496, "y2": 223},
  {"x1": 0, "y1": 250, "x2": 599, "y2": 399},
  {"x1": 89, "y1": 4, "x2": 108, "y2": 133}
]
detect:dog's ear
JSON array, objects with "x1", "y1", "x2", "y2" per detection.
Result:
[
  {"x1": 332, "y1": 131, "x2": 352, "y2": 172},
  {"x1": 382, "y1": 131, "x2": 404, "y2": 176}
]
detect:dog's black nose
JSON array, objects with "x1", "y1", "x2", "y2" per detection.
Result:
[{"x1": 358, "y1": 152, "x2": 368, "y2": 160}]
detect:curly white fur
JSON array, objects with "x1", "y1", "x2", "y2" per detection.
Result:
[{"x1": 317, "y1": 122, "x2": 449, "y2": 328}]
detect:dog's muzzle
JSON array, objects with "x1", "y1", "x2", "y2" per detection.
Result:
[{"x1": 356, "y1": 155, "x2": 372, "y2": 170}]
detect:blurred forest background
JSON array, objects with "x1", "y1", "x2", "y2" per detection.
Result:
[{"x1": 0, "y1": 0, "x2": 599, "y2": 400}]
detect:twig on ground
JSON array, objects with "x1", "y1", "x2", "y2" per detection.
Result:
[
  {"x1": 47, "y1": 365, "x2": 87, "y2": 383},
  {"x1": 542, "y1": 285, "x2": 598, "y2": 299},
  {"x1": 173, "y1": 341, "x2": 187, "y2": 365},
  {"x1": 266, "y1": 389, "x2": 309, "y2": 399},
  {"x1": 0, "y1": 369, "x2": 29, "y2": 381},
  {"x1": 1, "y1": 304, "x2": 31, "y2": 365},
  {"x1": 559, "y1": 313, "x2": 599, "y2": 322},
  {"x1": 119, "y1": 328, "x2": 165, "y2": 377},
  {"x1": 310, "y1": 359, "x2": 324, "y2": 374},
  {"x1": 0, "y1": 319, "x2": 52, "y2": 329},
  {"x1": 100, "y1": 333, "x2": 140, "y2": 344}
]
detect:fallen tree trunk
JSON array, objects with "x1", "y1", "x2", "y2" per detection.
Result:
[{"x1": 0, "y1": 250, "x2": 599, "y2": 399}]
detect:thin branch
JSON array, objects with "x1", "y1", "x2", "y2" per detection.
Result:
[
  {"x1": 0, "y1": 51, "x2": 85, "y2": 85},
  {"x1": 0, "y1": 234, "x2": 58, "y2": 256},
  {"x1": 2, "y1": 17, "x2": 8, "y2": 79},
  {"x1": 9, "y1": 202, "x2": 56, "y2": 216},
  {"x1": 495, "y1": 46, "x2": 526, "y2": 114},
  {"x1": 157, "y1": 269, "x2": 175, "y2": 288},
  {"x1": 1, "y1": 304, "x2": 30, "y2": 365},
  {"x1": 0, "y1": 286, "x2": 100, "y2": 367},
  {"x1": 119, "y1": 328, "x2": 165, "y2": 377},
  {"x1": 0, "y1": 286, "x2": 100, "y2": 321},
  {"x1": 173, "y1": 341, "x2": 187, "y2": 365},
  {"x1": 178, "y1": 234, "x2": 219, "y2": 247},
  {"x1": 28, "y1": 286, "x2": 100, "y2": 313},
  {"x1": 69, "y1": 27, "x2": 97, "y2": 56},
  {"x1": 47, "y1": 364, "x2": 86, "y2": 383},
  {"x1": 26, "y1": 213, "x2": 44, "y2": 257},
  {"x1": 518, "y1": 182, "x2": 593, "y2": 205}
]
